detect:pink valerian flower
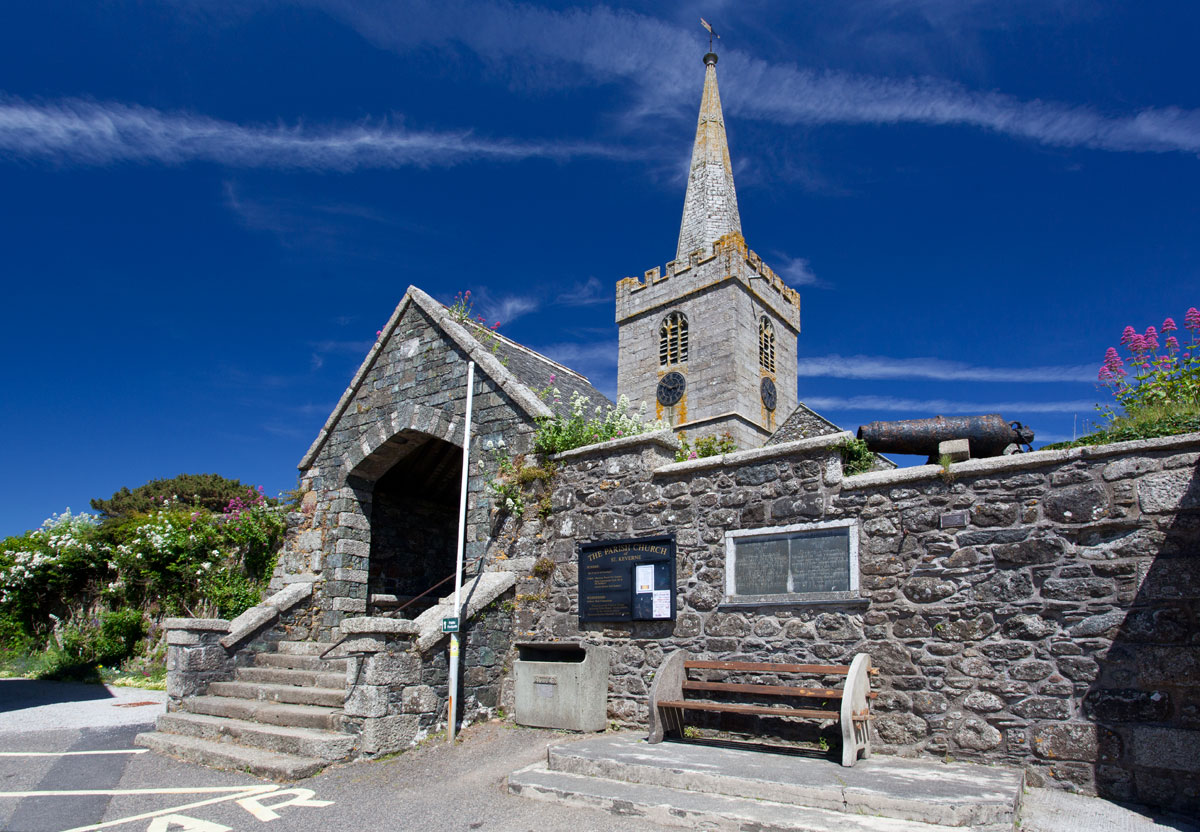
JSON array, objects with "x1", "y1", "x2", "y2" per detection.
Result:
[
  {"x1": 1127, "y1": 333, "x2": 1147, "y2": 353},
  {"x1": 1167, "y1": 335, "x2": 1181, "y2": 352},
  {"x1": 1098, "y1": 366, "x2": 1113, "y2": 382},
  {"x1": 1187, "y1": 307, "x2": 1200, "y2": 333},
  {"x1": 548, "y1": 374, "x2": 556, "y2": 383},
  {"x1": 1162, "y1": 317, "x2": 1177, "y2": 334},
  {"x1": 1143, "y1": 327, "x2": 1160, "y2": 351},
  {"x1": 1120, "y1": 325, "x2": 1137, "y2": 346}
]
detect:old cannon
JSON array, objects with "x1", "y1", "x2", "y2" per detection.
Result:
[{"x1": 857, "y1": 414, "x2": 1035, "y2": 461}]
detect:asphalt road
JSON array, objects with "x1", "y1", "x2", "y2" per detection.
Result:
[{"x1": 0, "y1": 679, "x2": 663, "y2": 832}]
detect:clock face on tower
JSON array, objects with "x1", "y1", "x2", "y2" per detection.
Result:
[
  {"x1": 657, "y1": 371, "x2": 686, "y2": 406},
  {"x1": 760, "y1": 377, "x2": 777, "y2": 411}
]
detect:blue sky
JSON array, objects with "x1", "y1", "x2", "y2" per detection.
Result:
[{"x1": 2, "y1": 1, "x2": 1198, "y2": 536}]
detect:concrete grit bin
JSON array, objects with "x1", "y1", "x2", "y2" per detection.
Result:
[{"x1": 513, "y1": 642, "x2": 610, "y2": 732}]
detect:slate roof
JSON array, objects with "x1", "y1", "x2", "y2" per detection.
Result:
[
  {"x1": 462, "y1": 323, "x2": 614, "y2": 414},
  {"x1": 767, "y1": 402, "x2": 897, "y2": 469},
  {"x1": 766, "y1": 402, "x2": 846, "y2": 445},
  {"x1": 299, "y1": 286, "x2": 612, "y2": 470}
]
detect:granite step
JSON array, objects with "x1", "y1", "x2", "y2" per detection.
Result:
[
  {"x1": 508, "y1": 764, "x2": 975, "y2": 832},
  {"x1": 274, "y1": 640, "x2": 339, "y2": 656},
  {"x1": 135, "y1": 730, "x2": 325, "y2": 781},
  {"x1": 545, "y1": 735, "x2": 1022, "y2": 828},
  {"x1": 155, "y1": 712, "x2": 355, "y2": 761},
  {"x1": 255, "y1": 652, "x2": 348, "y2": 672},
  {"x1": 207, "y1": 680, "x2": 345, "y2": 708},
  {"x1": 183, "y1": 695, "x2": 344, "y2": 731},
  {"x1": 235, "y1": 666, "x2": 346, "y2": 689}
]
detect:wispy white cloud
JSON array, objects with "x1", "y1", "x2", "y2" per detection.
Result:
[
  {"x1": 0, "y1": 95, "x2": 632, "y2": 169},
  {"x1": 311, "y1": 0, "x2": 1200, "y2": 158},
  {"x1": 775, "y1": 255, "x2": 821, "y2": 287},
  {"x1": 555, "y1": 276, "x2": 610, "y2": 306},
  {"x1": 806, "y1": 395, "x2": 1095, "y2": 413},
  {"x1": 797, "y1": 354, "x2": 1096, "y2": 383},
  {"x1": 459, "y1": 287, "x2": 541, "y2": 326},
  {"x1": 309, "y1": 338, "x2": 374, "y2": 371},
  {"x1": 534, "y1": 339, "x2": 619, "y2": 399}
]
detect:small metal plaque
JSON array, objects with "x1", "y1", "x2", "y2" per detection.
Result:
[
  {"x1": 534, "y1": 676, "x2": 557, "y2": 698},
  {"x1": 441, "y1": 617, "x2": 459, "y2": 633},
  {"x1": 940, "y1": 511, "x2": 969, "y2": 529}
]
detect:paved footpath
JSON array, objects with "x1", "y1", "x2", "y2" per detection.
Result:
[{"x1": 2, "y1": 678, "x2": 1197, "y2": 832}]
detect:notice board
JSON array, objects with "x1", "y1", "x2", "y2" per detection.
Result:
[{"x1": 578, "y1": 534, "x2": 676, "y2": 622}]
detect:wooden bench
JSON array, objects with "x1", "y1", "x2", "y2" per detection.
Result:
[{"x1": 647, "y1": 650, "x2": 875, "y2": 767}]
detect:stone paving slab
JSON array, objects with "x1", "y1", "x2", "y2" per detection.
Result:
[
  {"x1": 510, "y1": 763, "x2": 983, "y2": 832},
  {"x1": 547, "y1": 734, "x2": 1022, "y2": 827},
  {"x1": 1019, "y1": 787, "x2": 1200, "y2": 832}
]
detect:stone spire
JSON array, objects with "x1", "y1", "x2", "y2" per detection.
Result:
[{"x1": 676, "y1": 51, "x2": 742, "y2": 261}]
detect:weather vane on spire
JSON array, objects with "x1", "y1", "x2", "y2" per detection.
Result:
[{"x1": 700, "y1": 18, "x2": 719, "y2": 53}]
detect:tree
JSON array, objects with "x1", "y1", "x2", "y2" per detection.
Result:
[{"x1": 90, "y1": 473, "x2": 275, "y2": 519}]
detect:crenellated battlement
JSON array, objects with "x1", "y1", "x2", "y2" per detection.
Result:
[{"x1": 615, "y1": 233, "x2": 802, "y2": 330}]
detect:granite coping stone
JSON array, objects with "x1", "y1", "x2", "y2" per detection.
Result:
[
  {"x1": 840, "y1": 431, "x2": 1200, "y2": 492},
  {"x1": 654, "y1": 431, "x2": 852, "y2": 476},
  {"x1": 220, "y1": 606, "x2": 279, "y2": 649},
  {"x1": 263, "y1": 580, "x2": 314, "y2": 611},
  {"x1": 340, "y1": 618, "x2": 421, "y2": 636},
  {"x1": 163, "y1": 618, "x2": 230, "y2": 632},
  {"x1": 413, "y1": 571, "x2": 516, "y2": 653},
  {"x1": 553, "y1": 429, "x2": 680, "y2": 462}
]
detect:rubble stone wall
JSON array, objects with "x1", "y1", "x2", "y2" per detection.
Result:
[
  {"x1": 500, "y1": 431, "x2": 1200, "y2": 813},
  {"x1": 341, "y1": 588, "x2": 514, "y2": 756}
]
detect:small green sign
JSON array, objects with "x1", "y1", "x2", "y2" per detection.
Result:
[{"x1": 441, "y1": 617, "x2": 460, "y2": 633}]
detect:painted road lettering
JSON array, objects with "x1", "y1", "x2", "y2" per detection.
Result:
[{"x1": 235, "y1": 788, "x2": 334, "y2": 822}]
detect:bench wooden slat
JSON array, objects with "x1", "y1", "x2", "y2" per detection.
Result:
[
  {"x1": 683, "y1": 680, "x2": 843, "y2": 699},
  {"x1": 685, "y1": 660, "x2": 850, "y2": 675},
  {"x1": 658, "y1": 700, "x2": 840, "y2": 720}
]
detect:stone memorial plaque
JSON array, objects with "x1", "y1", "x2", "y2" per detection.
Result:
[
  {"x1": 578, "y1": 535, "x2": 676, "y2": 622},
  {"x1": 734, "y1": 536, "x2": 789, "y2": 596},
  {"x1": 789, "y1": 529, "x2": 851, "y2": 594},
  {"x1": 727, "y1": 522, "x2": 857, "y2": 602}
]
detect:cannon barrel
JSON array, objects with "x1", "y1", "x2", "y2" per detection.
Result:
[{"x1": 857, "y1": 414, "x2": 1034, "y2": 458}]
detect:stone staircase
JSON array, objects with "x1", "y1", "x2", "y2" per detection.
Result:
[
  {"x1": 136, "y1": 641, "x2": 355, "y2": 780},
  {"x1": 509, "y1": 734, "x2": 1024, "y2": 832}
]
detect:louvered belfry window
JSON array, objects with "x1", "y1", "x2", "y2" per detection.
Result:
[
  {"x1": 759, "y1": 316, "x2": 776, "y2": 373},
  {"x1": 659, "y1": 311, "x2": 689, "y2": 366}
]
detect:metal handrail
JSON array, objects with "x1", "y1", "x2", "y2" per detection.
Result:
[{"x1": 317, "y1": 565, "x2": 472, "y2": 661}]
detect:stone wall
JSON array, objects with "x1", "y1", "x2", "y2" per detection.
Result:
[
  {"x1": 341, "y1": 589, "x2": 514, "y2": 755},
  {"x1": 493, "y1": 430, "x2": 1200, "y2": 814}
]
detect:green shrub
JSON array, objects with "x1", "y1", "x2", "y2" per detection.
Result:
[
  {"x1": 837, "y1": 438, "x2": 875, "y2": 476},
  {"x1": 533, "y1": 387, "x2": 665, "y2": 455},
  {"x1": 58, "y1": 609, "x2": 146, "y2": 668},
  {"x1": 201, "y1": 568, "x2": 269, "y2": 620},
  {"x1": 675, "y1": 431, "x2": 737, "y2": 462}
]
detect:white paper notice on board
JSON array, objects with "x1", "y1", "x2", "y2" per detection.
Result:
[
  {"x1": 652, "y1": 590, "x2": 671, "y2": 618},
  {"x1": 635, "y1": 564, "x2": 654, "y2": 593}
]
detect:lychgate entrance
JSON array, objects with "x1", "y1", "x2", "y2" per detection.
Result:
[{"x1": 350, "y1": 429, "x2": 463, "y2": 619}]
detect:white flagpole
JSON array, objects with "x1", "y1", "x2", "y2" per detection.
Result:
[{"x1": 448, "y1": 360, "x2": 474, "y2": 744}]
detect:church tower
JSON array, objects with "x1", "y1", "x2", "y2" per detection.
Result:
[{"x1": 616, "y1": 51, "x2": 801, "y2": 450}]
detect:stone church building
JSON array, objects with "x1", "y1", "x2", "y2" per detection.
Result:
[{"x1": 147, "y1": 52, "x2": 1200, "y2": 817}]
